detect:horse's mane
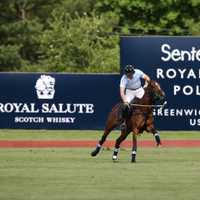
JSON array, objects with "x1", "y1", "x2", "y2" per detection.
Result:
[{"x1": 145, "y1": 79, "x2": 156, "y2": 89}]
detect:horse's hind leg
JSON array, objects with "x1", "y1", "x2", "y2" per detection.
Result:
[
  {"x1": 91, "y1": 106, "x2": 121, "y2": 157},
  {"x1": 146, "y1": 116, "x2": 162, "y2": 146},
  {"x1": 153, "y1": 130, "x2": 162, "y2": 146},
  {"x1": 91, "y1": 122, "x2": 118, "y2": 157},
  {"x1": 146, "y1": 125, "x2": 162, "y2": 146}
]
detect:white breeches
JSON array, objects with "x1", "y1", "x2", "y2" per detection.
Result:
[{"x1": 125, "y1": 87, "x2": 145, "y2": 103}]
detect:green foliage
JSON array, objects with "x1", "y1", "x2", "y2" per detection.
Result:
[
  {"x1": 0, "y1": 0, "x2": 200, "y2": 72},
  {"x1": 38, "y1": 10, "x2": 119, "y2": 72},
  {"x1": 95, "y1": 0, "x2": 200, "y2": 35},
  {"x1": 0, "y1": 45, "x2": 23, "y2": 71},
  {"x1": 62, "y1": 0, "x2": 95, "y2": 17},
  {"x1": 0, "y1": 0, "x2": 61, "y2": 71}
]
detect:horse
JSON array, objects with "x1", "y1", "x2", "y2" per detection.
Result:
[{"x1": 90, "y1": 80, "x2": 166, "y2": 162}]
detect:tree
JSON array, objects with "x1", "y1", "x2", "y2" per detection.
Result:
[
  {"x1": 0, "y1": 0, "x2": 62, "y2": 71},
  {"x1": 38, "y1": 9, "x2": 119, "y2": 72},
  {"x1": 62, "y1": 0, "x2": 96, "y2": 17},
  {"x1": 0, "y1": 45, "x2": 22, "y2": 71},
  {"x1": 95, "y1": 0, "x2": 200, "y2": 35},
  {"x1": 1, "y1": 0, "x2": 200, "y2": 72}
]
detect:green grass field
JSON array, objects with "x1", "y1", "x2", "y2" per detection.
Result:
[
  {"x1": 0, "y1": 130, "x2": 200, "y2": 200},
  {"x1": 0, "y1": 129, "x2": 200, "y2": 140}
]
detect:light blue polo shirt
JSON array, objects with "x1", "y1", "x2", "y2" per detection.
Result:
[{"x1": 120, "y1": 69, "x2": 144, "y2": 90}]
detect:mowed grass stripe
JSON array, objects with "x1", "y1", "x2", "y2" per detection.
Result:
[
  {"x1": 0, "y1": 148, "x2": 200, "y2": 200},
  {"x1": 0, "y1": 130, "x2": 200, "y2": 140}
]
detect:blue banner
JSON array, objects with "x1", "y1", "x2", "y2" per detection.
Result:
[
  {"x1": 0, "y1": 73, "x2": 120, "y2": 129},
  {"x1": 1, "y1": 36, "x2": 200, "y2": 130},
  {"x1": 120, "y1": 36, "x2": 200, "y2": 130}
]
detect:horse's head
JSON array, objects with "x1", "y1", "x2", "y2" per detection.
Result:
[{"x1": 147, "y1": 80, "x2": 165, "y2": 102}]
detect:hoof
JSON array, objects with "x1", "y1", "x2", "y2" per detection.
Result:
[
  {"x1": 156, "y1": 143, "x2": 162, "y2": 147},
  {"x1": 91, "y1": 147, "x2": 101, "y2": 157},
  {"x1": 112, "y1": 155, "x2": 118, "y2": 162},
  {"x1": 131, "y1": 159, "x2": 136, "y2": 163},
  {"x1": 91, "y1": 151, "x2": 97, "y2": 157},
  {"x1": 131, "y1": 153, "x2": 136, "y2": 163}
]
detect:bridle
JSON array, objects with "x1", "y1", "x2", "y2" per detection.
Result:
[{"x1": 130, "y1": 81, "x2": 166, "y2": 109}]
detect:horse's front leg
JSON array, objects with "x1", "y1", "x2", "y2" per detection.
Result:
[
  {"x1": 112, "y1": 128, "x2": 130, "y2": 161},
  {"x1": 131, "y1": 114, "x2": 145, "y2": 162}
]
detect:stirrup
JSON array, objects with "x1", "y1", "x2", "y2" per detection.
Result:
[{"x1": 120, "y1": 122, "x2": 126, "y2": 131}]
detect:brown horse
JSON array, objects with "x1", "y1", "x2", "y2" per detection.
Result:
[{"x1": 91, "y1": 80, "x2": 165, "y2": 162}]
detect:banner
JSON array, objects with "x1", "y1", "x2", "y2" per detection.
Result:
[
  {"x1": 0, "y1": 73, "x2": 120, "y2": 129},
  {"x1": 120, "y1": 36, "x2": 200, "y2": 130}
]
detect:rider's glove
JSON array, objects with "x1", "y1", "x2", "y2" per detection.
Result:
[{"x1": 124, "y1": 102, "x2": 130, "y2": 109}]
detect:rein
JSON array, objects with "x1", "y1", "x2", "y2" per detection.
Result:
[{"x1": 130, "y1": 101, "x2": 167, "y2": 109}]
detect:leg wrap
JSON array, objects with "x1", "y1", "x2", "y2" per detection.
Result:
[
  {"x1": 154, "y1": 132, "x2": 161, "y2": 145},
  {"x1": 112, "y1": 148, "x2": 120, "y2": 161},
  {"x1": 131, "y1": 147, "x2": 137, "y2": 162},
  {"x1": 113, "y1": 148, "x2": 120, "y2": 156}
]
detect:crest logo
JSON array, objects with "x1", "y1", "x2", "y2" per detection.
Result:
[{"x1": 35, "y1": 75, "x2": 55, "y2": 99}]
